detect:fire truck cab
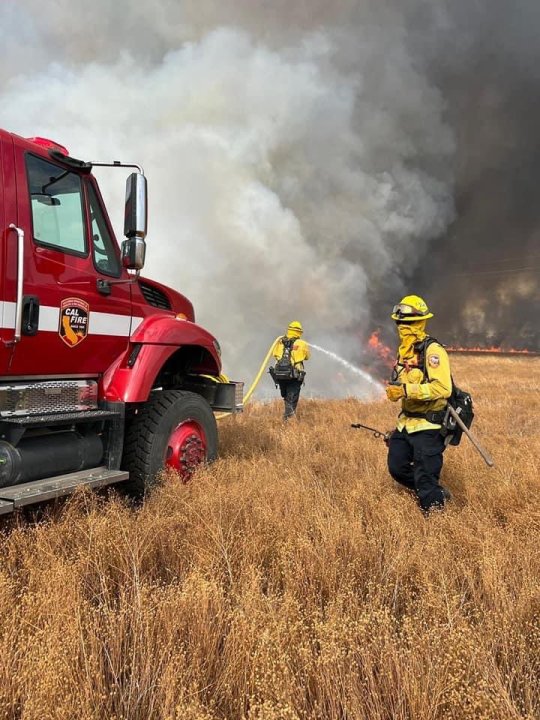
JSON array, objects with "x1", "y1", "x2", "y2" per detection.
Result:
[{"x1": 0, "y1": 129, "x2": 242, "y2": 514}]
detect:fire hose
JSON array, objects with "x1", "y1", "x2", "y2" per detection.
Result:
[{"x1": 214, "y1": 336, "x2": 282, "y2": 420}]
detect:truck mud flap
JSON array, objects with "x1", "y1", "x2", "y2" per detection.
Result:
[{"x1": 0, "y1": 467, "x2": 129, "y2": 514}]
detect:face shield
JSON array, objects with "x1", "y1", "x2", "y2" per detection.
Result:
[{"x1": 391, "y1": 303, "x2": 430, "y2": 321}]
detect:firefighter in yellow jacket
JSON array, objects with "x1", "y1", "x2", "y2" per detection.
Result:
[
  {"x1": 386, "y1": 295, "x2": 452, "y2": 511},
  {"x1": 271, "y1": 321, "x2": 310, "y2": 419}
]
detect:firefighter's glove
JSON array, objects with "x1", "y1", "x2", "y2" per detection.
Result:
[{"x1": 386, "y1": 384, "x2": 406, "y2": 402}]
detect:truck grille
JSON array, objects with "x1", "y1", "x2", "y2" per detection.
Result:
[
  {"x1": 0, "y1": 380, "x2": 98, "y2": 417},
  {"x1": 139, "y1": 281, "x2": 171, "y2": 310}
]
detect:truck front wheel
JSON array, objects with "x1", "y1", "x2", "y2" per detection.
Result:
[{"x1": 122, "y1": 390, "x2": 218, "y2": 495}]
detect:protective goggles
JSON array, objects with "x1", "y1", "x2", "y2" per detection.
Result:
[{"x1": 392, "y1": 303, "x2": 428, "y2": 319}]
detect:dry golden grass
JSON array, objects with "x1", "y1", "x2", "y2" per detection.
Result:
[{"x1": 0, "y1": 356, "x2": 538, "y2": 720}]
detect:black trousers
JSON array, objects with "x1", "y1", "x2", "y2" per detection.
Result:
[
  {"x1": 278, "y1": 379, "x2": 303, "y2": 419},
  {"x1": 387, "y1": 428, "x2": 447, "y2": 511}
]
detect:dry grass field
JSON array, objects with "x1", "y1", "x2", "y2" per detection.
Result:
[{"x1": 0, "y1": 355, "x2": 538, "y2": 720}]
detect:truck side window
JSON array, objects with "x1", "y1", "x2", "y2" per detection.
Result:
[
  {"x1": 26, "y1": 154, "x2": 87, "y2": 255},
  {"x1": 87, "y1": 183, "x2": 121, "y2": 277}
]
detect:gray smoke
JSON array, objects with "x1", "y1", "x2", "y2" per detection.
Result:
[
  {"x1": 407, "y1": 0, "x2": 540, "y2": 351},
  {"x1": 0, "y1": 1, "x2": 536, "y2": 398}
]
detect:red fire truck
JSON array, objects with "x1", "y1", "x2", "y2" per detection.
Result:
[{"x1": 0, "y1": 129, "x2": 242, "y2": 514}]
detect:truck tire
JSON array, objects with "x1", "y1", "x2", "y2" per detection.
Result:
[{"x1": 122, "y1": 390, "x2": 218, "y2": 495}]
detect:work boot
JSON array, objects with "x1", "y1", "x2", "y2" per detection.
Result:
[
  {"x1": 283, "y1": 402, "x2": 295, "y2": 420},
  {"x1": 421, "y1": 486, "x2": 451, "y2": 514}
]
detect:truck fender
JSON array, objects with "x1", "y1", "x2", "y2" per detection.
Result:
[
  {"x1": 102, "y1": 317, "x2": 221, "y2": 403},
  {"x1": 130, "y1": 315, "x2": 218, "y2": 347}
]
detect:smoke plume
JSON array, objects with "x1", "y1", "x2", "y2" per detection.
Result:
[
  {"x1": 407, "y1": 0, "x2": 540, "y2": 351},
  {"x1": 0, "y1": 1, "x2": 537, "y2": 398}
]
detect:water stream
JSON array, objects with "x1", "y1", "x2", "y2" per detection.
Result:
[{"x1": 310, "y1": 343, "x2": 384, "y2": 392}]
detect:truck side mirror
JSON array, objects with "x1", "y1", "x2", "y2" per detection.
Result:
[
  {"x1": 121, "y1": 237, "x2": 146, "y2": 270},
  {"x1": 123, "y1": 172, "x2": 147, "y2": 270},
  {"x1": 124, "y1": 172, "x2": 147, "y2": 240}
]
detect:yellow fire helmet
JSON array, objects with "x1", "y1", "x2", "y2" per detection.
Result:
[
  {"x1": 288, "y1": 320, "x2": 303, "y2": 333},
  {"x1": 391, "y1": 295, "x2": 434, "y2": 322}
]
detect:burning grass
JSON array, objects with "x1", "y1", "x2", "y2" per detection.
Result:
[{"x1": 0, "y1": 356, "x2": 538, "y2": 719}]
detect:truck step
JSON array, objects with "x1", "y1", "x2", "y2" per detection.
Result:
[
  {"x1": 0, "y1": 466, "x2": 129, "y2": 513},
  {"x1": 0, "y1": 409, "x2": 120, "y2": 428}
]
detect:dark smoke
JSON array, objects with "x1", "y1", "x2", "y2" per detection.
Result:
[
  {"x1": 0, "y1": 0, "x2": 539, "y2": 398},
  {"x1": 402, "y1": 0, "x2": 540, "y2": 350}
]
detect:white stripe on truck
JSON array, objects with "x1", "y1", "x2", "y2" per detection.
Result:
[{"x1": 0, "y1": 301, "x2": 143, "y2": 337}]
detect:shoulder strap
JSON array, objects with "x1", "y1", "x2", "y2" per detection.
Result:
[
  {"x1": 283, "y1": 336, "x2": 295, "y2": 350},
  {"x1": 414, "y1": 336, "x2": 442, "y2": 375},
  {"x1": 415, "y1": 336, "x2": 454, "y2": 391}
]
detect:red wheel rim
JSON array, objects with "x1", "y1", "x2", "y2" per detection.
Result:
[{"x1": 165, "y1": 419, "x2": 207, "y2": 482}]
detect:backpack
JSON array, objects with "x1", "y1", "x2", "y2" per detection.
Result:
[
  {"x1": 269, "y1": 337, "x2": 304, "y2": 382},
  {"x1": 442, "y1": 385, "x2": 474, "y2": 446},
  {"x1": 413, "y1": 337, "x2": 474, "y2": 446}
]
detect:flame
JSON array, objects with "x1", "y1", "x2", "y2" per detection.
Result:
[
  {"x1": 448, "y1": 346, "x2": 537, "y2": 355},
  {"x1": 367, "y1": 330, "x2": 394, "y2": 366},
  {"x1": 366, "y1": 333, "x2": 538, "y2": 367}
]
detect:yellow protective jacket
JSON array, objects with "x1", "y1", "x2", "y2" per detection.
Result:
[
  {"x1": 272, "y1": 332, "x2": 310, "y2": 371},
  {"x1": 395, "y1": 340, "x2": 452, "y2": 433}
]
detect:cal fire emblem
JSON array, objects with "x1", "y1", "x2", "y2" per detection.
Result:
[{"x1": 59, "y1": 298, "x2": 89, "y2": 347}]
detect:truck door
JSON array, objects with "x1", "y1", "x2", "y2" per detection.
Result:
[{"x1": 0, "y1": 139, "x2": 133, "y2": 376}]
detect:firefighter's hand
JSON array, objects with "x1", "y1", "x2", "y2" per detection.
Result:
[{"x1": 386, "y1": 384, "x2": 405, "y2": 402}]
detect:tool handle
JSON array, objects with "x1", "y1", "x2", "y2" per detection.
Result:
[
  {"x1": 351, "y1": 423, "x2": 381, "y2": 435},
  {"x1": 351, "y1": 423, "x2": 391, "y2": 442},
  {"x1": 447, "y1": 406, "x2": 494, "y2": 467}
]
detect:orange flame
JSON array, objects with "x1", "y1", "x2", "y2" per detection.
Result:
[
  {"x1": 367, "y1": 333, "x2": 537, "y2": 363},
  {"x1": 448, "y1": 346, "x2": 536, "y2": 355},
  {"x1": 367, "y1": 330, "x2": 394, "y2": 366}
]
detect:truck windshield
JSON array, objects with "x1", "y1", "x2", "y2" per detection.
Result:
[{"x1": 26, "y1": 154, "x2": 87, "y2": 256}]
